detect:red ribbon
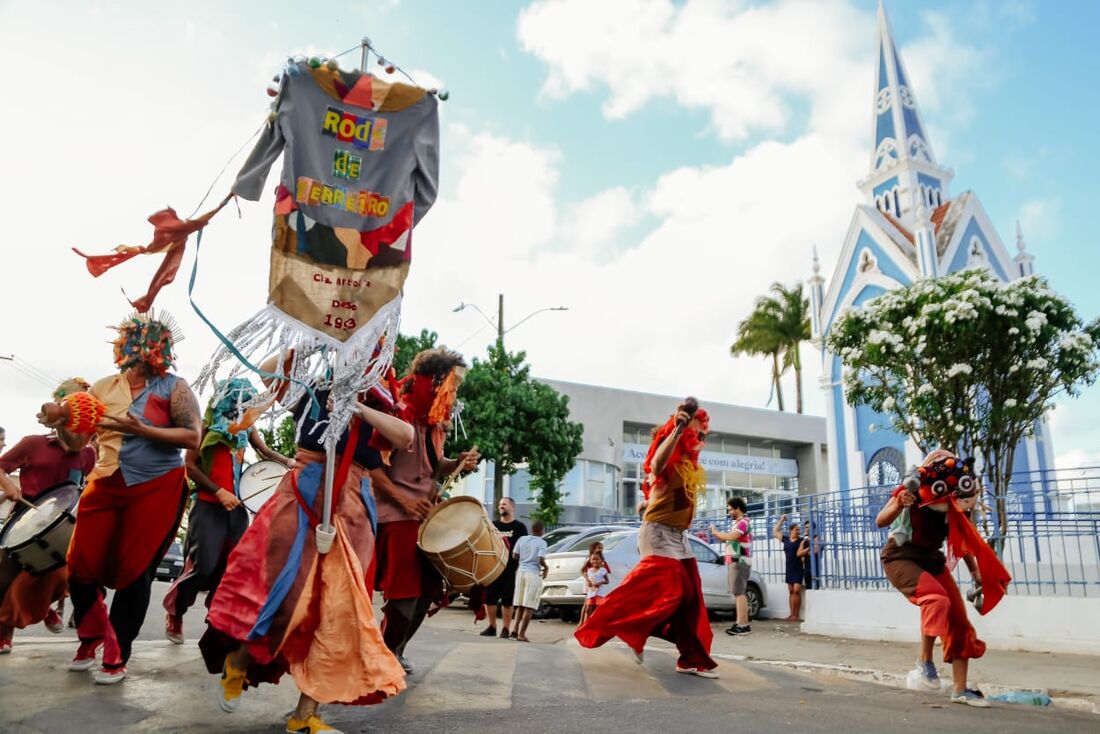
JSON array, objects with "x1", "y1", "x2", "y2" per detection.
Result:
[{"x1": 73, "y1": 196, "x2": 232, "y2": 312}]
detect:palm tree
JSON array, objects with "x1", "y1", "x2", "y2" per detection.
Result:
[
  {"x1": 766, "y1": 282, "x2": 811, "y2": 414},
  {"x1": 731, "y1": 303, "x2": 787, "y2": 412}
]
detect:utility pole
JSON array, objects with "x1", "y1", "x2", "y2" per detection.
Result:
[{"x1": 494, "y1": 292, "x2": 506, "y2": 509}]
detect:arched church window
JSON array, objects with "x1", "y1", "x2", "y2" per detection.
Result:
[{"x1": 867, "y1": 447, "x2": 904, "y2": 487}]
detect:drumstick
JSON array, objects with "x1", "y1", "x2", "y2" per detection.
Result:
[
  {"x1": 16, "y1": 497, "x2": 37, "y2": 510},
  {"x1": 438, "y1": 445, "x2": 478, "y2": 499}
]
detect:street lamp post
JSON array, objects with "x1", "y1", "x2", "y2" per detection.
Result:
[{"x1": 451, "y1": 293, "x2": 569, "y2": 508}]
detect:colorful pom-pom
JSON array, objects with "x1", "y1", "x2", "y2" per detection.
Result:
[
  {"x1": 326, "y1": 58, "x2": 339, "y2": 71},
  {"x1": 385, "y1": 65, "x2": 395, "y2": 74},
  {"x1": 63, "y1": 392, "x2": 108, "y2": 434},
  {"x1": 308, "y1": 56, "x2": 322, "y2": 69},
  {"x1": 438, "y1": 89, "x2": 450, "y2": 101}
]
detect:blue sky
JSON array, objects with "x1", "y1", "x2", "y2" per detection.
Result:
[{"x1": 1, "y1": 0, "x2": 1098, "y2": 472}]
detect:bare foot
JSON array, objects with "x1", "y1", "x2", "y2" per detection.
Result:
[
  {"x1": 517, "y1": 636, "x2": 531, "y2": 642},
  {"x1": 783, "y1": 616, "x2": 800, "y2": 622}
]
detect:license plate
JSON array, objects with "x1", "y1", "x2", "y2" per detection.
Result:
[{"x1": 543, "y1": 586, "x2": 567, "y2": 596}]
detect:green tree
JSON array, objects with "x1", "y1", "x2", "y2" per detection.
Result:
[
  {"x1": 446, "y1": 343, "x2": 584, "y2": 522},
  {"x1": 731, "y1": 297, "x2": 788, "y2": 412},
  {"x1": 767, "y1": 282, "x2": 811, "y2": 414},
  {"x1": 259, "y1": 414, "x2": 297, "y2": 459},
  {"x1": 828, "y1": 269, "x2": 1100, "y2": 552},
  {"x1": 393, "y1": 329, "x2": 439, "y2": 378}
]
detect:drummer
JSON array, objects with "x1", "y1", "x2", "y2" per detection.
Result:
[
  {"x1": 0, "y1": 378, "x2": 97, "y2": 654},
  {"x1": 162, "y1": 378, "x2": 293, "y2": 644},
  {"x1": 371, "y1": 348, "x2": 479, "y2": 673}
]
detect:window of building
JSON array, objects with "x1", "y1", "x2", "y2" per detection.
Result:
[{"x1": 867, "y1": 447, "x2": 904, "y2": 487}]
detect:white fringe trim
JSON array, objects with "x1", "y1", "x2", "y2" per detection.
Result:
[{"x1": 195, "y1": 295, "x2": 402, "y2": 444}]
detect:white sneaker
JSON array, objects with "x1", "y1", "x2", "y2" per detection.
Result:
[
  {"x1": 906, "y1": 659, "x2": 942, "y2": 692},
  {"x1": 94, "y1": 665, "x2": 127, "y2": 685},
  {"x1": 676, "y1": 666, "x2": 720, "y2": 679}
]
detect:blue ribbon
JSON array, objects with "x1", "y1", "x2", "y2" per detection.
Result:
[{"x1": 187, "y1": 228, "x2": 320, "y2": 418}]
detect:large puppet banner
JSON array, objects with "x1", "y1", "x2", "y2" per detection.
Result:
[{"x1": 78, "y1": 58, "x2": 440, "y2": 437}]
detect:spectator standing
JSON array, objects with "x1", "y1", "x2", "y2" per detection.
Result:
[
  {"x1": 710, "y1": 496, "x2": 752, "y2": 635},
  {"x1": 482, "y1": 497, "x2": 528, "y2": 639},
  {"x1": 579, "y1": 544, "x2": 611, "y2": 624},
  {"x1": 773, "y1": 514, "x2": 804, "y2": 622},
  {"x1": 511, "y1": 520, "x2": 548, "y2": 642}
]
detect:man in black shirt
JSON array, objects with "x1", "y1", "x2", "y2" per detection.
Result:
[{"x1": 481, "y1": 497, "x2": 528, "y2": 638}]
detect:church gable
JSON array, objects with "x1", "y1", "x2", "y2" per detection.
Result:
[
  {"x1": 937, "y1": 193, "x2": 1017, "y2": 282},
  {"x1": 822, "y1": 210, "x2": 917, "y2": 330}
]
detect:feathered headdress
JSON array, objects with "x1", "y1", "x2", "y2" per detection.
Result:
[{"x1": 111, "y1": 309, "x2": 184, "y2": 375}]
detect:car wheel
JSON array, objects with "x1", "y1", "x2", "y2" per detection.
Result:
[
  {"x1": 746, "y1": 584, "x2": 762, "y2": 620},
  {"x1": 559, "y1": 606, "x2": 580, "y2": 624}
]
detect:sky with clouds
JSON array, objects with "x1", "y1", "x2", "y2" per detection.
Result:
[{"x1": 1, "y1": 0, "x2": 1099, "y2": 473}]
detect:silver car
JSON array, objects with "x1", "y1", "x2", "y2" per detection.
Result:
[{"x1": 540, "y1": 528, "x2": 767, "y2": 623}]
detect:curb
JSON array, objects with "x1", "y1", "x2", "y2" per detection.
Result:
[{"x1": 709, "y1": 653, "x2": 1100, "y2": 715}]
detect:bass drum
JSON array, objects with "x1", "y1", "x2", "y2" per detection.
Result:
[
  {"x1": 0, "y1": 482, "x2": 81, "y2": 575},
  {"x1": 418, "y1": 496, "x2": 508, "y2": 592},
  {"x1": 239, "y1": 460, "x2": 289, "y2": 514}
]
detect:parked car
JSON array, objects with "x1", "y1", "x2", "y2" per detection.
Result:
[
  {"x1": 544, "y1": 524, "x2": 631, "y2": 553},
  {"x1": 540, "y1": 528, "x2": 767, "y2": 623},
  {"x1": 155, "y1": 542, "x2": 185, "y2": 582}
]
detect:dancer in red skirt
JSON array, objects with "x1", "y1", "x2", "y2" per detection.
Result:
[
  {"x1": 66, "y1": 312, "x2": 202, "y2": 685},
  {"x1": 575, "y1": 397, "x2": 718, "y2": 678}
]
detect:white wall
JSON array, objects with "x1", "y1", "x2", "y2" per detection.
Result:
[{"x1": 803, "y1": 590, "x2": 1100, "y2": 655}]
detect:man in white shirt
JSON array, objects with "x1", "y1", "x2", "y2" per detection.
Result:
[{"x1": 510, "y1": 520, "x2": 549, "y2": 642}]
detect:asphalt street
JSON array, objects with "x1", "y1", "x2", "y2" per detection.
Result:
[{"x1": 2, "y1": 582, "x2": 1095, "y2": 733}]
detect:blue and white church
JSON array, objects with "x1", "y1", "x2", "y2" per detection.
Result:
[{"x1": 808, "y1": 3, "x2": 1054, "y2": 492}]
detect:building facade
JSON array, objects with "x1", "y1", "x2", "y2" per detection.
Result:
[
  {"x1": 810, "y1": 3, "x2": 1054, "y2": 493},
  {"x1": 453, "y1": 379, "x2": 828, "y2": 524}
]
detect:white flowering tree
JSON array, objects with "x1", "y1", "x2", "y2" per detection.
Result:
[{"x1": 828, "y1": 269, "x2": 1100, "y2": 552}]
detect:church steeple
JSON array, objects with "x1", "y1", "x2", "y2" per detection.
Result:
[{"x1": 859, "y1": 2, "x2": 954, "y2": 231}]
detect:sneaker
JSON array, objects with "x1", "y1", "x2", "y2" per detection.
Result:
[
  {"x1": 70, "y1": 639, "x2": 103, "y2": 671},
  {"x1": 0, "y1": 638, "x2": 11, "y2": 655},
  {"x1": 630, "y1": 648, "x2": 644, "y2": 665},
  {"x1": 479, "y1": 626, "x2": 498, "y2": 637},
  {"x1": 951, "y1": 688, "x2": 991, "y2": 708},
  {"x1": 286, "y1": 713, "x2": 343, "y2": 733},
  {"x1": 906, "y1": 659, "x2": 942, "y2": 692},
  {"x1": 726, "y1": 624, "x2": 752, "y2": 636},
  {"x1": 94, "y1": 664, "x2": 127, "y2": 685},
  {"x1": 676, "y1": 666, "x2": 720, "y2": 679},
  {"x1": 397, "y1": 655, "x2": 414, "y2": 674},
  {"x1": 499, "y1": 627, "x2": 510, "y2": 639},
  {"x1": 44, "y1": 608, "x2": 64, "y2": 634},
  {"x1": 509, "y1": 630, "x2": 519, "y2": 640},
  {"x1": 218, "y1": 657, "x2": 248, "y2": 713},
  {"x1": 165, "y1": 614, "x2": 184, "y2": 645}
]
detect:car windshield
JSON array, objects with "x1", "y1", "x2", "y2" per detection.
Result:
[
  {"x1": 599, "y1": 532, "x2": 632, "y2": 551},
  {"x1": 564, "y1": 531, "x2": 616, "y2": 552},
  {"x1": 545, "y1": 529, "x2": 580, "y2": 551}
]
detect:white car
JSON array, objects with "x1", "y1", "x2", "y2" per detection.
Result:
[{"x1": 540, "y1": 528, "x2": 767, "y2": 623}]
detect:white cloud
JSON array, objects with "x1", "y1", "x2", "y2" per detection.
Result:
[
  {"x1": 518, "y1": 0, "x2": 871, "y2": 142},
  {"x1": 1018, "y1": 197, "x2": 1063, "y2": 241},
  {"x1": 564, "y1": 187, "x2": 642, "y2": 256}
]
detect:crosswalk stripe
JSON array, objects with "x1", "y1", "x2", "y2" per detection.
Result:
[
  {"x1": 569, "y1": 643, "x2": 671, "y2": 702},
  {"x1": 712, "y1": 659, "x2": 774, "y2": 693},
  {"x1": 403, "y1": 641, "x2": 519, "y2": 713}
]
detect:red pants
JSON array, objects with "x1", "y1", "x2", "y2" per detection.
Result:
[
  {"x1": 884, "y1": 559, "x2": 985, "y2": 663},
  {"x1": 575, "y1": 555, "x2": 715, "y2": 671}
]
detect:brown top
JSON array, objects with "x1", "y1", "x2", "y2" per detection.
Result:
[
  {"x1": 376, "y1": 422, "x2": 436, "y2": 523},
  {"x1": 642, "y1": 458, "x2": 703, "y2": 531}
]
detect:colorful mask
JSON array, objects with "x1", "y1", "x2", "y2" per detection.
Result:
[
  {"x1": 112, "y1": 310, "x2": 183, "y2": 375},
  {"x1": 915, "y1": 454, "x2": 980, "y2": 511}
]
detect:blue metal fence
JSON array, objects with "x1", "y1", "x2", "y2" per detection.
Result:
[{"x1": 698, "y1": 465, "x2": 1100, "y2": 598}]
